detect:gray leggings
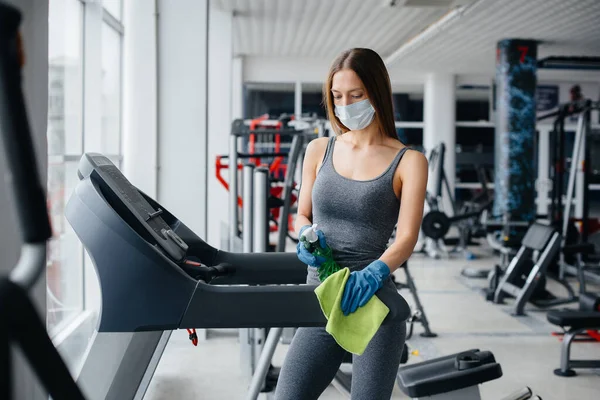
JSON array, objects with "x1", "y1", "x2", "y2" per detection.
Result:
[{"x1": 274, "y1": 321, "x2": 407, "y2": 399}]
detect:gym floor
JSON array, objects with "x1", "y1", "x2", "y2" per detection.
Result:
[{"x1": 145, "y1": 238, "x2": 600, "y2": 400}]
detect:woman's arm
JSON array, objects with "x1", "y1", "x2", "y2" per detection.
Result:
[
  {"x1": 294, "y1": 137, "x2": 329, "y2": 234},
  {"x1": 379, "y1": 150, "x2": 428, "y2": 273}
]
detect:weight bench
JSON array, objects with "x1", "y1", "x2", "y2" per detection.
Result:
[
  {"x1": 396, "y1": 349, "x2": 503, "y2": 399},
  {"x1": 492, "y1": 223, "x2": 565, "y2": 315},
  {"x1": 547, "y1": 310, "x2": 600, "y2": 376}
]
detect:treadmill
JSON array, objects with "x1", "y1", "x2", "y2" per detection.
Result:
[{"x1": 65, "y1": 152, "x2": 411, "y2": 400}]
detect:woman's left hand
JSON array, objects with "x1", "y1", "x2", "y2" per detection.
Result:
[{"x1": 341, "y1": 260, "x2": 390, "y2": 315}]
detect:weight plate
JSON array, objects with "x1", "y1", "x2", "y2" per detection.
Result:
[{"x1": 422, "y1": 211, "x2": 451, "y2": 240}]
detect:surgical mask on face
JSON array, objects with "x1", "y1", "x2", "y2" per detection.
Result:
[{"x1": 334, "y1": 99, "x2": 376, "y2": 131}]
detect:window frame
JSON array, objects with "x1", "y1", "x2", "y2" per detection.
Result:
[{"x1": 48, "y1": 0, "x2": 125, "y2": 367}]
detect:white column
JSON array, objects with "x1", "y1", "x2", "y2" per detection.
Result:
[
  {"x1": 231, "y1": 56, "x2": 244, "y2": 120},
  {"x1": 157, "y1": 0, "x2": 209, "y2": 237},
  {"x1": 536, "y1": 126, "x2": 551, "y2": 216},
  {"x1": 1, "y1": 1, "x2": 49, "y2": 399},
  {"x1": 123, "y1": 0, "x2": 158, "y2": 198},
  {"x1": 424, "y1": 73, "x2": 456, "y2": 213},
  {"x1": 295, "y1": 80, "x2": 302, "y2": 118},
  {"x1": 207, "y1": 7, "x2": 233, "y2": 247}
]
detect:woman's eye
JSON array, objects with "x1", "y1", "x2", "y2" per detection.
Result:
[
  {"x1": 334, "y1": 96, "x2": 342, "y2": 100},
  {"x1": 352, "y1": 95, "x2": 363, "y2": 99}
]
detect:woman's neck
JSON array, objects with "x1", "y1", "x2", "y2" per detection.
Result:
[{"x1": 342, "y1": 123, "x2": 385, "y2": 148}]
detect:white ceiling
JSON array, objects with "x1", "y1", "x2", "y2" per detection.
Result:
[
  {"x1": 213, "y1": 0, "x2": 600, "y2": 81},
  {"x1": 385, "y1": 0, "x2": 600, "y2": 75},
  {"x1": 214, "y1": 0, "x2": 462, "y2": 58}
]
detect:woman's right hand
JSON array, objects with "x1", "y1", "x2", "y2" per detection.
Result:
[{"x1": 296, "y1": 225, "x2": 328, "y2": 267}]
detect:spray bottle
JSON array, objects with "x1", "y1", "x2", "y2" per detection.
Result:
[{"x1": 299, "y1": 224, "x2": 341, "y2": 281}]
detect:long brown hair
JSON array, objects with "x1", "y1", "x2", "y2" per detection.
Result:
[{"x1": 323, "y1": 48, "x2": 398, "y2": 140}]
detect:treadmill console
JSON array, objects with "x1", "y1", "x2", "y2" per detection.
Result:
[{"x1": 77, "y1": 153, "x2": 188, "y2": 262}]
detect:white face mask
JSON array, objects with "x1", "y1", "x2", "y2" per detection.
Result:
[{"x1": 334, "y1": 99, "x2": 376, "y2": 131}]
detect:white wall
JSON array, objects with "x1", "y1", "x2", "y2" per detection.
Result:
[
  {"x1": 157, "y1": 0, "x2": 209, "y2": 237},
  {"x1": 0, "y1": 1, "x2": 49, "y2": 399},
  {"x1": 244, "y1": 55, "x2": 428, "y2": 87},
  {"x1": 123, "y1": 0, "x2": 158, "y2": 198},
  {"x1": 232, "y1": 56, "x2": 243, "y2": 119},
  {"x1": 243, "y1": 56, "x2": 331, "y2": 84},
  {"x1": 207, "y1": 7, "x2": 233, "y2": 247}
]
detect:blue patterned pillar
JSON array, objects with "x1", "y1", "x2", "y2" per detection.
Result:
[{"x1": 493, "y1": 39, "x2": 538, "y2": 233}]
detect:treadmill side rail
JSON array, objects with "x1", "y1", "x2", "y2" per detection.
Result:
[{"x1": 181, "y1": 283, "x2": 327, "y2": 329}]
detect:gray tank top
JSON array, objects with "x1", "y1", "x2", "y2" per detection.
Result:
[{"x1": 307, "y1": 136, "x2": 409, "y2": 284}]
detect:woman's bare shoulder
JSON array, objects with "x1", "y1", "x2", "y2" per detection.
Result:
[
  {"x1": 305, "y1": 136, "x2": 330, "y2": 160},
  {"x1": 399, "y1": 148, "x2": 428, "y2": 173}
]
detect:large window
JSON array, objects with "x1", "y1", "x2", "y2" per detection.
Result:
[
  {"x1": 47, "y1": 0, "x2": 124, "y2": 368},
  {"x1": 47, "y1": 0, "x2": 84, "y2": 334},
  {"x1": 102, "y1": 21, "x2": 123, "y2": 158},
  {"x1": 244, "y1": 82, "x2": 295, "y2": 118},
  {"x1": 393, "y1": 92, "x2": 424, "y2": 151}
]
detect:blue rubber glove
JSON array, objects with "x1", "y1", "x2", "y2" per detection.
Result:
[
  {"x1": 296, "y1": 225, "x2": 328, "y2": 267},
  {"x1": 341, "y1": 260, "x2": 391, "y2": 316}
]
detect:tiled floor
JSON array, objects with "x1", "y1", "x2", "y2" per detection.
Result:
[{"x1": 145, "y1": 241, "x2": 600, "y2": 399}]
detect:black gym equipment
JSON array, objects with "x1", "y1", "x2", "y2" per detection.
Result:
[
  {"x1": 392, "y1": 262, "x2": 437, "y2": 338},
  {"x1": 0, "y1": 4, "x2": 86, "y2": 399},
  {"x1": 421, "y1": 143, "x2": 493, "y2": 258},
  {"x1": 491, "y1": 223, "x2": 580, "y2": 316},
  {"x1": 397, "y1": 350, "x2": 502, "y2": 399},
  {"x1": 546, "y1": 292, "x2": 600, "y2": 377}
]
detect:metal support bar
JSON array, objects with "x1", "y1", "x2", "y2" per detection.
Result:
[
  {"x1": 555, "y1": 326, "x2": 600, "y2": 376},
  {"x1": 493, "y1": 246, "x2": 529, "y2": 304},
  {"x1": 562, "y1": 112, "x2": 585, "y2": 241},
  {"x1": 401, "y1": 264, "x2": 436, "y2": 337},
  {"x1": 243, "y1": 164, "x2": 255, "y2": 253},
  {"x1": 244, "y1": 166, "x2": 271, "y2": 394},
  {"x1": 245, "y1": 327, "x2": 283, "y2": 400},
  {"x1": 229, "y1": 135, "x2": 239, "y2": 250},
  {"x1": 253, "y1": 167, "x2": 269, "y2": 253},
  {"x1": 513, "y1": 233, "x2": 561, "y2": 315},
  {"x1": 276, "y1": 135, "x2": 303, "y2": 252},
  {"x1": 240, "y1": 164, "x2": 255, "y2": 379}
]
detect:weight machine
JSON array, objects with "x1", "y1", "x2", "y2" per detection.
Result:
[
  {"x1": 548, "y1": 100, "x2": 600, "y2": 285},
  {"x1": 487, "y1": 101, "x2": 600, "y2": 315},
  {"x1": 420, "y1": 143, "x2": 493, "y2": 259},
  {"x1": 221, "y1": 117, "x2": 324, "y2": 253}
]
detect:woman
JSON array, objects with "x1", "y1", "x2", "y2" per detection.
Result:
[{"x1": 274, "y1": 48, "x2": 428, "y2": 399}]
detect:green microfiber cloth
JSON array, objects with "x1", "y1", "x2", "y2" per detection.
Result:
[{"x1": 314, "y1": 268, "x2": 389, "y2": 355}]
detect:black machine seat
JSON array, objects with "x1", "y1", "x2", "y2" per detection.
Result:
[
  {"x1": 547, "y1": 310, "x2": 600, "y2": 329},
  {"x1": 522, "y1": 223, "x2": 556, "y2": 251},
  {"x1": 396, "y1": 349, "x2": 502, "y2": 398}
]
